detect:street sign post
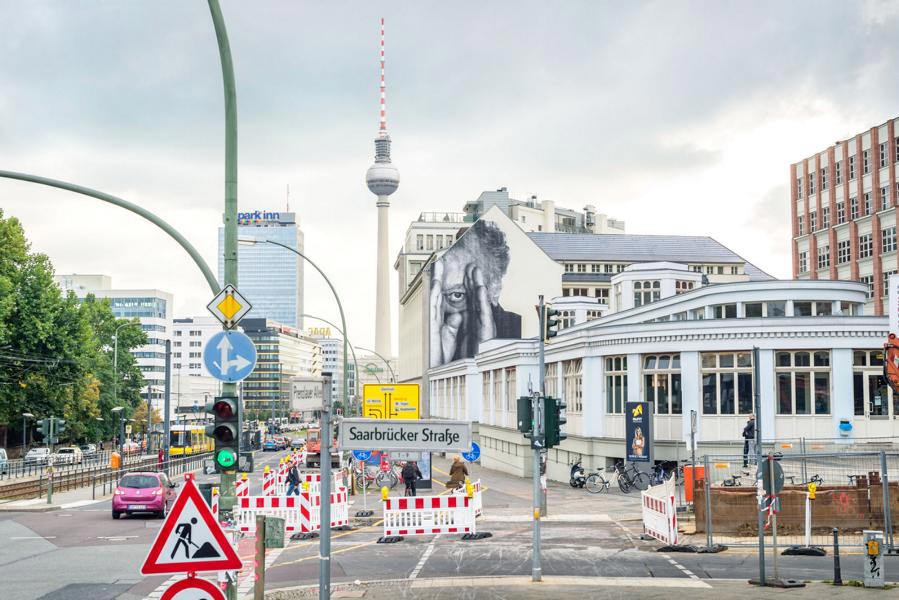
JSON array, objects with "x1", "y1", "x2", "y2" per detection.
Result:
[
  {"x1": 160, "y1": 577, "x2": 226, "y2": 600},
  {"x1": 203, "y1": 331, "x2": 257, "y2": 383},
  {"x1": 207, "y1": 284, "x2": 252, "y2": 330},
  {"x1": 337, "y1": 419, "x2": 471, "y2": 452},
  {"x1": 141, "y1": 476, "x2": 242, "y2": 576}
]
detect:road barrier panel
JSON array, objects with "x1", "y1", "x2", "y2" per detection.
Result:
[
  {"x1": 379, "y1": 494, "x2": 490, "y2": 542},
  {"x1": 641, "y1": 478, "x2": 678, "y2": 546},
  {"x1": 234, "y1": 487, "x2": 350, "y2": 537},
  {"x1": 234, "y1": 473, "x2": 249, "y2": 498},
  {"x1": 452, "y1": 478, "x2": 483, "y2": 517},
  {"x1": 262, "y1": 466, "x2": 274, "y2": 497}
]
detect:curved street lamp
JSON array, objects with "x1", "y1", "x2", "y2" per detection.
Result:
[
  {"x1": 299, "y1": 313, "x2": 362, "y2": 414},
  {"x1": 354, "y1": 346, "x2": 397, "y2": 383}
]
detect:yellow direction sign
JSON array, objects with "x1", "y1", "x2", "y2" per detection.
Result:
[
  {"x1": 206, "y1": 285, "x2": 252, "y2": 329},
  {"x1": 363, "y1": 384, "x2": 420, "y2": 419}
]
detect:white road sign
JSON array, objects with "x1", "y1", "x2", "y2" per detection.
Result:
[
  {"x1": 206, "y1": 284, "x2": 252, "y2": 330},
  {"x1": 337, "y1": 418, "x2": 471, "y2": 452}
]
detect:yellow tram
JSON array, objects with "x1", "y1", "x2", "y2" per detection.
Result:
[{"x1": 169, "y1": 423, "x2": 213, "y2": 456}]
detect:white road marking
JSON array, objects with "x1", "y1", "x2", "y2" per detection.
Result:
[
  {"x1": 409, "y1": 535, "x2": 439, "y2": 580},
  {"x1": 482, "y1": 513, "x2": 611, "y2": 522},
  {"x1": 97, "y1": 535, "x2": 139, "y2": 540},
  {"x1": 410, "y1": 575, "x2": 711, "y2": 589},
  {"x1": 10, "y1": 536, "x2": 57, "y2": 540},
  {"x1": 660, "y1": 553, "x2": 699, "y2": 580}
]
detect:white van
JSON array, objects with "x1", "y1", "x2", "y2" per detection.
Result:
[{"x1": 53, "y1": 447, "x2": 83, "y2": 465}]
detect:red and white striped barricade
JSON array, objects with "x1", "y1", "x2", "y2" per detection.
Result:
[
  {"x1": 640, "y1": 478, "x2": 678, "y2": 545},
  {"x1": 234, "y1": 474, "x2": 249, "y2": 498},
  {"x1": 452, "y1": 479, "x2": 483, "y2": 517},
  {"x1": 211, "y1": 486, "x2": 220, "y2": 522},
  {"x1": 263, "y1": 466, "x2": 275, "y2": 497},
  {"x1": 382, "y1": 495, "x2": 475, "y2": 539},
  {"x1": 234, "y1": 495, "x2": 304, "y2": 536},
  {"x1": 297, "y1": 487, "x2": 350, "y2": 533}
]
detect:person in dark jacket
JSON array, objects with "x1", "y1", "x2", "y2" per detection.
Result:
[
  {"x1": 445, "y1": 455, "x2": 469, "y2": 489},
  {"x1": 286, "y1": 463, "x2": 301, "y2": 496},
  {"x1": 742, "y1": 415, "x2": 756, "y2": 468},
  {"x1": 402, "y1": 461, "x2": 423, "y2": 496}
]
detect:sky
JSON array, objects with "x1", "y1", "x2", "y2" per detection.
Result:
[{"x1": 2, "y1": 1, "x2": 899, "y2": 352}]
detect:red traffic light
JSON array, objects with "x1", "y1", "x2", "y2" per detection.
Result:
[{"x1": 213, "y1": 399, "x2": 235, "y2": 419}]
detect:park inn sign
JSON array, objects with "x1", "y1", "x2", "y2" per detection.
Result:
[{"x1": 337, "y1": 419, "x2": 471, "y2": 452}]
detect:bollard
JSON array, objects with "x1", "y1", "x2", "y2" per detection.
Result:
[{"x1": 833, "y1": 528, "x2": 842, "y2": 586}]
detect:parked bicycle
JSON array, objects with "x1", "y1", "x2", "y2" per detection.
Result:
[
  {"x1": 785, "y1": 473, "x2": 823, "y2": 486},
  {"x1": 722, "y1": 473, "x2": 743, "y2": 487},
  {"x1": 613, "y1": 461, "x2": 649, "y2": 493},
  {"x1": 585, "y1": 469, "x2": 611, "y2": 494},
  {"x1": 649, "y1": 462, "x2": 676, "y2": 486}
]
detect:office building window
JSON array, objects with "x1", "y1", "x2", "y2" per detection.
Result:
[
  {"x1": 883, "y1": 226, "x2": 896, "y2": 253},
  {"x1": 798, "y1": 215, "x2": 805, "y2": 235},
  {"x1": 604, "y1": 264, "x2": 615, "y2": 273},
  {"x1": 835, "y1": 160, "x2": 842, "y2": 185},
  {"x1": 564, "y1": 263, "x2": 574, "y2": 273},
  {"x1": 173, "y1": 363, "x2": 181, "y2": 369},
  {"x1": 853, "y1": 350, "x2": 894, "y2": 417},
  {"x1": 859, "y1": 234, "x2": 872, "y2": 258},
  {"x1": 820, "y1": 167, "x2": 827, "y2": 191},
  {"x1": 797, "y1": 177, "x2": 802, "y2": 198},
  {"x1": 849, "y1": 155, "x2": 856, "y2": 179},
  {"x1": 837, "y1": 240, "x2": 851, "y2": 264},
  {"x1": 591, "y1": 264, "x2": 602, "y2": 273},
  {"x1": 174, "y1": 331, "x2": 182, "y2": 337},
  {"x1": 864, "y1": 192, "x2": 871, "y2": 215},
  {"x1": 713, "y1": 303, "x2": 737, "y2": 318},
  {"x1": 798, "y1": 251, "x2": 808, "y2": 273},
  {"x1": 577, "y1": 263, "x2": 586, "y2": 273},
  {"x1": 850, "y1": 197, "x2": 859, "y2": 219},
  {"x1": 633, "y1": 280, "x2": 661, "y2": 306},
  {"x1": 822, "y1": 206, "x2": 830, "y2": 229},
  {"x1": 776, "y1": 351, "x2": 830, "y2": 415},
  {"x1": 605, "y1": 356, "x2": 627, "y2": 414},
  {"x1": 860, "y1": 275, "x2": 874, "y2": 299},
  {"x1": 837, "y1": 202, "x2": 845, "y2": 224},
  {"x1": 415, "y1": 234, "x2": 424, "y2": 250},
  {"x1": 863, "y1": 149, "x2": 870, "y2": 174},
  {"x1": 883, "y1": 270, "x2": 897, "y2": 295},
  {"x1": 564, "y1": 359, "x2": 583, "y2": 413},
  {"x1": 701, "y1": 352, "x2": 754, "y2": 415},
  {"x1": 880, "y1": 142, "x2": 888, "y2": 168},
  {"x1": 809, "y1": 211, "x2": 817, "y2": 231},
  {"x1": 817, "y1": 246, "x2": 830, "y2": 269},
  {"x1": 189, "y1": 341, "x2": 202, "y2": 347},
  {"x1": 881, "y1": 186, "x2": 889, "y2": 211},
  {"x1": 808, "y1": 172, "x2": 815, "y2": 195},
  {"x1": 643, "y1": 354, "x2": 682, "y2": 415}
]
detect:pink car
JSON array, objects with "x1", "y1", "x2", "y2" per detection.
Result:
[{"x1": 112, "y1": 472, "x2": 178, "y2": 519}]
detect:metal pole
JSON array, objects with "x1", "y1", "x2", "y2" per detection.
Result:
[
  {"x1": 752, "y1": 346, "x2": 765, "y2": 585},
  {"x1": 355, "y1": 346, "x2": 396, "y2": 384},
  {"x1": 690, "y1": 410, "x2": 697, "y2": 508},
  {"x1": 880, "y1": 451, "x2": 893, "y2": 551},
  {"x1": 769, "y1": 453, "x2": 778, "y2": 581},
  {"x1": 207, "y1": 6, "x2": 238, "y2": 600},
  {"x1": 832, "y1": 528, "x2": 843, "y2": 585},
  {"x1": 22, "y1": 416, "x2": 26, "y2": 453},
  {"x1": 532, "y1": 294, "x2": 545, "y2": 583},
  {"x1": 703, "y1": 453, "x2": 712, "y2": 548},
  {"x1": 47, "y1": 417, "x2": 54, "y2": 504},
  {"x1": 319, "y1": 374, "x2": 333, "y2": 599},
  {"x1": 254, "y1": 515, "x2": 265, "y2": 600},
  {"x1": 164, "y1": 340, "x2": 172, "y2": 468}
]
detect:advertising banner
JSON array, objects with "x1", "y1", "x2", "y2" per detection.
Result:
[{"x1": 625, "y1": 401, "x2": 652, "y2": 463}]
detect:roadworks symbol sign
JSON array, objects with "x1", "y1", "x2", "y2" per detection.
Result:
[{"x1": 140, "y1": 477, "x2": 242, "y2": 575}]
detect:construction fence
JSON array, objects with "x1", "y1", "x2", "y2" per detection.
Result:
[{"x1": 691, "y1": 451, "x2": 897, "y2": 550}]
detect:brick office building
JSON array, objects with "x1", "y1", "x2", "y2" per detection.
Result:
[{"x1": 791, "y1": 116, "x2": 899, "y2": 315}]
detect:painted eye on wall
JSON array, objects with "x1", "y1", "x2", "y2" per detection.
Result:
[{"x1": 447, "y1": 291, "x2": 466, "y2": 302}]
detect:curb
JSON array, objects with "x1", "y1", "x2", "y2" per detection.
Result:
[{"x1": 0, "y1": 504, "x2": 60, "y2": 513}]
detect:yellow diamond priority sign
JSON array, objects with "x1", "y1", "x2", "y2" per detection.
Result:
[{"x1": 207, "y1": 285, "x2": 252, "y2": 329}]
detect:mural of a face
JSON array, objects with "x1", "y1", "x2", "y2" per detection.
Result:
[{"x1": 429, "y1": 220, "x2": 521, "y2": 367}]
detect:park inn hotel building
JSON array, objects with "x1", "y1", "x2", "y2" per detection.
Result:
[{"x1": 791, "y1": 116, "x2": 899, "y2": 315}]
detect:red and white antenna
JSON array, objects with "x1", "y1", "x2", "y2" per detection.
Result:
[{"x1": 379, "y1": 17, "x2": 387, "y2": 133}]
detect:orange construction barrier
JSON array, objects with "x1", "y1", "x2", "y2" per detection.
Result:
[{"x1": 683, "y1": 466, "x2": 704, "y2": 503}]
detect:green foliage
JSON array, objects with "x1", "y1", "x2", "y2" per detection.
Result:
[{"x1": 0, "y1": 209, "x2": 146, "y2": 445}]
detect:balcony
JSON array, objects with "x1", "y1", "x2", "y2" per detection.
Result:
[{"x1": 417, "y1": 212, "x2": 466, "y2": 224}]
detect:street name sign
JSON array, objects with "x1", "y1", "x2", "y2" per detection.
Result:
[
  {"x1": 203, "y1": 330, "x2": 257, "y2": 383},
  {"x1": 160, "y1": 577, "x2": 225, "y2": 600},
  {"x1": 206, "y1": 284, "x2": 252, "y2": 330},
  {"x1": 141, "y1": 477, "x2": 242, "y2": 575},
  {"x1": 337, "y1": 418, "x2": 471, "y2": 452}
]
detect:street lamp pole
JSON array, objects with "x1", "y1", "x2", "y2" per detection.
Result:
[
  {"x1": 22, "y1": 413, "x2": 33, "y2": 452},
  {"x1": 355, "y1": 346, "x2": 396, "y2": 383},
  {"x1": 112, "y1": 322, "x2": 128, "y2": 415}
]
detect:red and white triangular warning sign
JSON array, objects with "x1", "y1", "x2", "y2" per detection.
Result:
[{"x1": 141, "y1": 477, "x2": 242, "y2": 575}]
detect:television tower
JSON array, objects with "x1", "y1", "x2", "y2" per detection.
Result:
[{"x1": 366, "y1": 17, "x2": 399, "y2": 359}]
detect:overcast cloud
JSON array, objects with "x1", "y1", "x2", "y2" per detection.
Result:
[{"x1": 2, "y1": 1, "x2": 899, "y2": 350}]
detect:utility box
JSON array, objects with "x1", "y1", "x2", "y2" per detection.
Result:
[
  {"x1": 863, "y1": 530, "x2": 885, "y2": 588},
  {"x1": 197, "y1": 483, "x2": 214, "y2": 509},
  {"x1": 265, "y1": 516, "x2": 285, "y2": 548}
]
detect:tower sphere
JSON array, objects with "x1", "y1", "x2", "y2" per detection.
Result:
[{"x1": 366, "y1": 162, "x2": 400, "y2": 196}]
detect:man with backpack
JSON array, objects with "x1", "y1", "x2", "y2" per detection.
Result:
[
  {"x1": 286, "y1": 461, "x2": 301, "y2": 496},
  {"x1": 401, "y1": 461, "x2": 423, "y2": 497}
]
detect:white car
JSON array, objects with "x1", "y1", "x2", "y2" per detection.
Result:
[
  {"x1": 24, "y1": 447, "x2": 51, "y2": 466},
  {"x1": 53, "y1": 447, "x2": 83, "y2": 465}
]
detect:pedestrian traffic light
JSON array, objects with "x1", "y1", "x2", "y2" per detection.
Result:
[
  {"x1": 36, "y1": 419, "x2": 49, "y2": 439},
  {"x1": 516, "y1": 396, "x2": 533, "y2": 434},
  {"x1": 544, "y1": 396, "x2": 567, "y2": 448},
  {"x1": 543, "y1": 305, "x2": 561, "y2": 342},
  {"x1": 205, "y1": 396, "x2": 239, "y2": 473},
  {"x1": 54, "y1": 418, "x2": 66, "y2": 437}
]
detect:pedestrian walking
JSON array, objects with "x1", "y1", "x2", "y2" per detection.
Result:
[
  {"x1": 401, "y1": 461, "x2": 423, "y2": 496},
  {"x1": 444, "y1": 455, "x2": 469, "y2": 490},
  {"x1": 286, "y1": 462, "x2": 301, "y2": 496},
  {"x1": 742, "y1": 414, "x2": 756, "y2": 469}
]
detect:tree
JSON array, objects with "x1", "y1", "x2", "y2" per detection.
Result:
[{"x1": 131, "y1": 400, "x2": 161, "y2": 436}]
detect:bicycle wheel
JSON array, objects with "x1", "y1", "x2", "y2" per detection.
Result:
[
  {"x1": 618, "y1": 476, "x2": 631, "y2": 494},
  {"x1": 585, "y1": 473, "x2": 607, "y2": 494},
  {"x1": 632, "y1": 471, "x2": 650, "y2": 492},
  {"x1": 375, "y1": 471, "x2": 393, "y2": 489}
]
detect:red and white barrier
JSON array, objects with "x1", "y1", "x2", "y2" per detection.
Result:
[
  {"x1": 263, "y1": 466, "x2": 275, "y2": 497},
  {"x1": 298, "y1": 488, "x2": 350, "y2": 532},
  {"x1": 234, "y1": 474, "x2": 249, "y2": 498},
  {"x1": 382, "y1": 495, "x2": 475, "y2": 538},
  {"x1": 641, "y1": 478, "x2": 678, "y2": 545},
  {"x1": 234, "y1": 487, "x2": 350, "y2": 535},
  {"x1": 211, "y1": 486, "x2": 220, "y2": 522},
  {"x1": 452, "y1": 479, "x2": 483, "y2": 517}
]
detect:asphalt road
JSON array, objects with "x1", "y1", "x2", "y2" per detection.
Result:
[{"x1": 0, "y1": 446, "x2": 895, "y2": 600}]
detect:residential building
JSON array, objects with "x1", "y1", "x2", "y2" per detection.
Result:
[
  {"x1": 395, "y1": 212, "x2": 466, "y2": 301},
  {"x1": 238, "y1": 318, "x2": 321, "y2": 420},
  {"x1": 171, "y1": 316, "x2": 221, "y2": 378},
  {"x1": 218, "y1": 210, "x2": 304, "y2": 329},
  {"x1": 304, "y1": 327, "x2": 355, "y2": 405},
  {"x1": 791, "y1": 116, "x2": 899, "y2": 315},
  {"x1": 55, "y1": 274, "x2": 172, "y2": 411}
]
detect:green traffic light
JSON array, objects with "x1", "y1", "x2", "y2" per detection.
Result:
[{"x1": 216, "y1": 448, "x2": 237, "y2": 468}]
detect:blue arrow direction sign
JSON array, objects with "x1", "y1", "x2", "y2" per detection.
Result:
[
  {"x1": 462, "y1": 441, "x2": 480, "y2": 462},
  {"x1": 203, "y1": 331, "x2": 257, "y2": 383},
  {"x1": 352, "y1": 450, "x2": 372, "y2": 461}
]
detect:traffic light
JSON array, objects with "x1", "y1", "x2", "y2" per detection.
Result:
[
  {"x1": 516, "y1": 396, "x2": 533, "y2": 434},
  {"x1": 55, "y1": 418, "x2": 66, "y2": 437},
  {"x1": 543, "y1": 305, "x2": 561, "y2": 342},
  {"x1": 36, "y1": 419, "x2": 49, "y2": 439},
  {"x1": 205, "y1": 396, "x2": 239, "y2": 473},
  {"x1": 544, "y1": 396, "x2": 568, "y2": 448}
]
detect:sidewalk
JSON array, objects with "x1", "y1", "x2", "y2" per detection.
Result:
[
  {"x1": 264, "y1": 577, "x2": 895, "y2": 599},
  {"x1": 0, "y1": 480, "x2": 112, "y2": 512}
]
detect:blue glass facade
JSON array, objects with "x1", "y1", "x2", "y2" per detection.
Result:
[{"x1": 218, "y1": 213, "x2": 303, "y2": 329}]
